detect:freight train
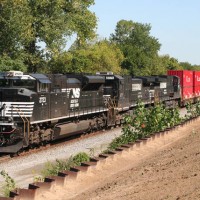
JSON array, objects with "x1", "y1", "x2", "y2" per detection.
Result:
[{"x1": 0, "y1": 70, "x2": 199, "y2": 153}]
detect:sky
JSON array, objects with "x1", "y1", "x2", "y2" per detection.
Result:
[{"x1": 90, "y1": 0, "x2": 200, "y2": 65}]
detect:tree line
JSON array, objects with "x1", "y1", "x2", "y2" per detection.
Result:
[{"x1": 0, "y1": 1, "x2": 199, "y2": 75}]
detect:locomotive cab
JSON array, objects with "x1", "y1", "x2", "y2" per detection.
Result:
[
  {"x1": 96, "y1": 72, "x2": 130, "y2": 109},
  {"x1": 136, "y1": 76, "x2": 156, "y2": 104},
  {"x1": 0, "y1": 71, "x2": 37, "y2": 152}
]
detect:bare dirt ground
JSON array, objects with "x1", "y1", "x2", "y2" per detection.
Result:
[{"x1": 38, "y1": 119, "x2": 200, "y2": 200}]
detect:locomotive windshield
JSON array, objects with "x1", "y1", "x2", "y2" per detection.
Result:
[
  {"x1": 13, "y1": 79, "x2": 35, "y2": 88},
  {"x1": 0, "y1": 78, "x2": 36, "y2": 89},
  {"x1": 0, "y1": 71, "x2": 37, "y2": 90}
]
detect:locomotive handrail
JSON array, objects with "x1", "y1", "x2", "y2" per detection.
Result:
[
  {"x1": 12, "y1": 106, "x2": 30, "y2": 144},
  {"x1": 113, "y1": 96, "x2": 117, "y2": 108}
]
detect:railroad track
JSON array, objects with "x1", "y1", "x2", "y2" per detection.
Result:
[{"x1": 0, "y1": 127, "x2": 115, "y2": 164}]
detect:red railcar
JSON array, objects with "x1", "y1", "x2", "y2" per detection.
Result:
[
  {"x1": 167, "y1": 70, "x2": 193, "y2": 101},
  {"x1": 193, "y1": 71, "x2": 200, "y2": 98}
]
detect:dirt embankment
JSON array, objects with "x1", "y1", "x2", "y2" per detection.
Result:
[{"x1": 35, "y1": 119, "x2": 200, "y2": 200}]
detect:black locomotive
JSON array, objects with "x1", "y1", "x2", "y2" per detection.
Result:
[{"x1": 0, "y1": 71, "x2": 180, "y2": 153}]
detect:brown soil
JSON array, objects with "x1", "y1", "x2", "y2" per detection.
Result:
[{"x1": 38, "y1": 119, "x2": 200, "y2": 200}]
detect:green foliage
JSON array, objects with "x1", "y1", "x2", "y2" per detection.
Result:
[
  {"x1": 195, "y1": 101, "x2": 200, "y2": 116},
  {"x1": 108, "y1": 122, "x2": 136, "y2": 150},
  {"x1": 180, "y1": 62, "x2": 200, "y2": 71},
  {"x1": 33, "y1": 175, "x2": 44, "y2": 183},
  {"x1": 41, "y1": 159, "x2": 70, "y2": 177},
  {"x1": 72, "y1": 152, "x2": 90, "y2": 166},
  {"x1": 49, "y1": 40, "x2": 124, "y2": 74},
  {"x1": 159, "y1": 55, "x2": 183, "y2": 72},
  {"x1": 180, "y1": 62, "x2": 194, "y2": 70},
  {"x1": 0, "y1": 55, "x2": 27, "y2": 72},
  {"x1": 40, "y1": 152, "x2": 89, "y2": 177},
  {"x1": 108, "y1": 102, "x2": 182, "y2": 151},
  {"x1": 0, "y1": 1, "x2": 198, "y2": 73},
  {"x1": 185, "y1": 101, "x2": 200, "y2": 119},
  {"x1": 107, "y1": 101, "x2": 198, "y2": 153},
  {"x1": 0, "y1": 0, "x2": 97, "y2": 72},
  {"x1": 110, "y1": 20, "x2": 161, "y2": 75},
  {"x1": 0, "y1": 1, "x2": 31, "y2": 55},
  {"x1": 0, "y1": 170, "x2": 16, "y2": 197}
]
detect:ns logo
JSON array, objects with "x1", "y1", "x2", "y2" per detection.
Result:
[{"x1": 70, "y1": 88, "x2": 80, "y2": 98}]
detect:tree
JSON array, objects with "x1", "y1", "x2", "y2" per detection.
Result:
[
  {"x1": 49, "y1": 40, "x2": 124, "y2": 74},
  {"x1": 179, "y1": 62, "x2": 194, "y2": 70},
  {"x1": 179, "y1": 62, "x2": 200, "y2": 70},
  {"x1": 159, "y1": 55, "x2": 183, "y2": 71},
  {"x1": 110, "y1": 20, "x2": 161, "y2": 75},
  {"x1": 0, "y1": 0, "x2": 97, "y2": 72},
  {"x1": 0, "y1": 54, "x2": 27, "y2": 71}
]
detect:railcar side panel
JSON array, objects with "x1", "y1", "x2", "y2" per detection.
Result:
[
  {"x1": 193, "y1": 71, "x2": 200, "y2": 98},
  {"x1": 168, "y1": 70, "x2": 193, "y2": 100}
]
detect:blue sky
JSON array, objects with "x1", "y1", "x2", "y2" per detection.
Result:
[{"x1": 90, "y1": 0, "x2": 200, "y2": 65}]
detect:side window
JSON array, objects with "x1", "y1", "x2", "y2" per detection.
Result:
[{"x1": 39, "y1": 83, "x2": 48, "y2": 92}]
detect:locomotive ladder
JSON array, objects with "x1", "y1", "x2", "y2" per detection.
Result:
[
  {"x1": 13, "y1": 106, "x2": 30, "y2": 145},
  {"x1": 106, "y1": 96, "x2": 117, "y2": 109},
  {"x1": 105, "y1": 96, "x2": 118, "y2": 126}
]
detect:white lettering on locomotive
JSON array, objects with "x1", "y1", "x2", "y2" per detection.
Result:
[
  {"x1": 72, "y1": 88, "x2": 80, "y2": 98},
  {"x1": 67, "y1": 88, "x2": 80, "y2": 98},
  {"x1": 160, "y1": 82, "x2": 167, "y2": 89},
  {"x1": 39, "y1": 97, "x2": 46, "y2": 103},
  {"x1": 106, "y1": 76, "x2": 114, "y2": 80},
  {"x1": 66, "y1": 88, "x2": 81, "y2": 108},
  {"x1": 70, "y1": 99, "x2": 79, "y2": 108},
  {"x1": 132, "y1": 84, "x2": 142, "y2": 91},
  {"x1": 138, "y1": 92, "x2": 142, "y2": 99}
]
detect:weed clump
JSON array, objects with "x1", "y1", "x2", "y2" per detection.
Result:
[
  {"x1": 39, "y1": 152, "x2": 90, "y2": 178},
  {"x1": 0, "y1": 170, "x2": 16, "y2": 197}
]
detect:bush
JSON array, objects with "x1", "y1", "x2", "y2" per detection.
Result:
[
  {"x1": 0, "y1": 170, "x2": 16, "y2": 197},
  {"x1": 40, "y1": 152, "x2": 90, "y2": 178},
  {"x1": 107, "y1": 101, "x2": 182, "y2": 151},
  {"x1": 72, "y1": 152, "x2": 90, "y2": 166}
]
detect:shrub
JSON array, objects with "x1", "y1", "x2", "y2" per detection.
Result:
[
  {"x1": 40, "y1": 152, "x2": 90, "y2": 178},
  {"x1": 0, "y1": 170, "x2": 16, "y2": 197},
  {"x1": 72, "y1": 152, "x2": 90, "y2": 166},
  {"x1": 107, "y1": 101, "x2": 182, "y2": 151}
]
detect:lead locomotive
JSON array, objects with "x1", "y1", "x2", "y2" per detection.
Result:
[{"x1": 0, "y1": 71, "x2": 180, "y2": 153}]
